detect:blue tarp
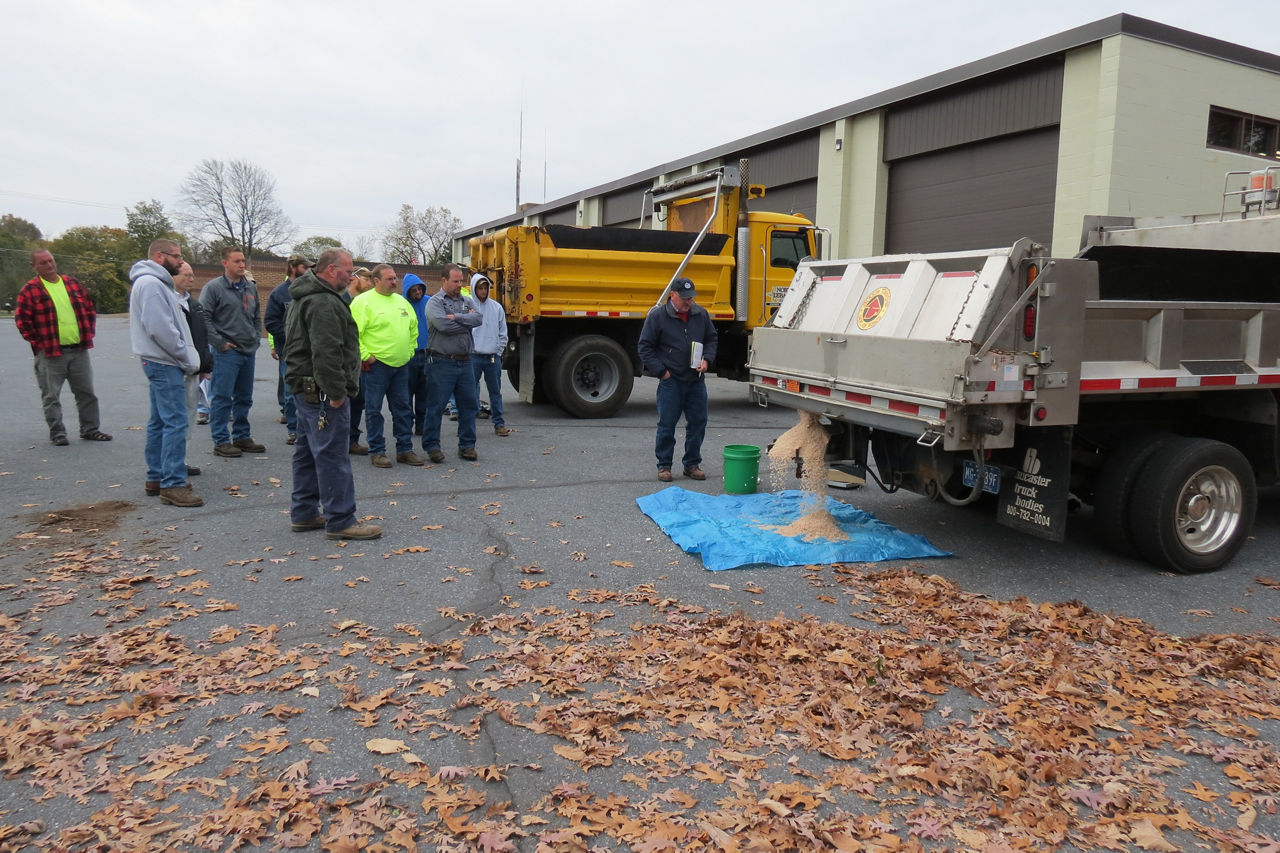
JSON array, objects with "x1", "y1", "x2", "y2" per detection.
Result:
[{"x1": 636, "y1": 487, "x2": 950, "y2": 571}]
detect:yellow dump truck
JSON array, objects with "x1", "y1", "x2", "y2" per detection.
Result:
[{"x1": 468, "y1": 161, "x2": 820, "y2": 417}]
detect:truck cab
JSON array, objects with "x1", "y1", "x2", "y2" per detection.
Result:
[{"x1": 469, "y1": 162, "x2": 820, "y2": 417}]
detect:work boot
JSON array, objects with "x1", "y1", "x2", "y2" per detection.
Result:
[
  {"x1": 459, "y1": 447, "x2": 478, "y2": 461},
  {"x1": 371, "y1": 453, "x2": 392, "y2": 468},
  {"x1": 494, "y1": 425, "x2": 511, "y2": 436},
  {"x1": 233, "y1": 437, "x2": 266, "y2": 453},
  {"x1": 683, "y1": 466, "x2": 707, "y2": 481},
  {"x1": 349, "y1": 441, "x2": 369, "y2": 456},
  {"x1": 657, "y1": 469, "x2": 674, "y2": 482},
  {"x1": 397, "y1": 451, "x2": 425, "y2": 466},
  {"x1": 214, "y1": 443, "x2": 242, "y2": 457},
  {"x1": 291, "y1": 516, "x2": 326, "y2": 532},
  {"x1": 158, "y1": 486, "x2": 203, "y2": 507},
  {"x1": 326, "y1": 522, "x2": 383, "y2": 540},
  {"x1": 146, "y1": 480, "x2": 190, "y2": 496},
  {"x1": 186, "y1": 465, "x2": 201, "y2": 476},
  {"x1": 427, "y1": 448, "x2": 445, "y2": 463}
]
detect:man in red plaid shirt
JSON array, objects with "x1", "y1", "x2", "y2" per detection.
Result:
[{"x1": 14, "y1": 250, "x2": 112, "y2": 446}]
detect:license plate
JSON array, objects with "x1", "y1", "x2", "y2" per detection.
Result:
[{"x1": 962, "y1": 459, "x2": 1001, "y2": 494}]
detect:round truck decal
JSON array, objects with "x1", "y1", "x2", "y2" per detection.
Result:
[{"x1": 857, "y1": 287, "x2": 891, "y2": 330}]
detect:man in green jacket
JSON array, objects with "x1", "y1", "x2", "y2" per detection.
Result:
[{"x1": 283, "y1": 248, "x2": 381, "y2": 541}]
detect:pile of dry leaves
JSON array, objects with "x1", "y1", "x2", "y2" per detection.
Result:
[{"x1": 0, "y1": 536, "x2": 1276, "y2": 851}]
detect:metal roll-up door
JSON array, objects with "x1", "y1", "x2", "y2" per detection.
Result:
[
  {"x1": 542, "y1": 205, "x2": 577, "y2": 226},
  {"x1": 885, "y1": 127, "x2": 1060, "y2": 254},
  {"x1": 757, "y1": 180, "x2": 817, "y2": 222}
]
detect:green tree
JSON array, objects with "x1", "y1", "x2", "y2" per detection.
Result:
[
  {"x1": 0, "y1": 215, "x2": 44, "y2": 311},
  {"x1": 0, "y1": 214, "x2": 42, "y2": 243},
  {"x1": 291, "y1": 235, "x2": 344, "y2": 262},
  {"x1": 382, "y1": 204, "x2": 460, "y2": 265},
  {"x1": 49, "y1": 226, "x2": 134, "y2": 314},
  {"x1": 125, "y1": 199, "x2": 188, "y2": 259}
]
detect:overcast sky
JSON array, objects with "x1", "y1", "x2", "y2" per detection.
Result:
[{"x1": 4, "y1": 0, "x2": 1278, "y2": 256}]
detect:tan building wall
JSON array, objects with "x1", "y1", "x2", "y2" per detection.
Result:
[{"x1": 1053, "y1": 35, "x2": 1280, "y2": 253}]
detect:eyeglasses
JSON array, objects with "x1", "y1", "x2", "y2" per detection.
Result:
[{"x1": 162, "y1": 251, "x2": 183, "y2": 259}]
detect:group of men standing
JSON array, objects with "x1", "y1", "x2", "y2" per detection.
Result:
[
  {"x1": 118, "y1": 244, "x2": 266, "y2": 508},
  {"x1": 17, "y1": 243, "x2": 718, "y2": 533},
  {"x1": 17, "y1": 245, "x2": 509, "y2": 536},
  {"x1": 280, "y1": 253, "x2": 509, "y2": 539}
]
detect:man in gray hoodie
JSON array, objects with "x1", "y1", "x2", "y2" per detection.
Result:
[{"x1": 129, "y1": 239, "x2": 203, "y2": 507}]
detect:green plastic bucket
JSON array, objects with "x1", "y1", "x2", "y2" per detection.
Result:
[{"x1": 723, "y1": 444, "x2": 762, "y2": 494}]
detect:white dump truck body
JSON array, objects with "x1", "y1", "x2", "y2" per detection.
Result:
[{"x1": 748, "y1": 210, "x2": 1280, "y2": 572}]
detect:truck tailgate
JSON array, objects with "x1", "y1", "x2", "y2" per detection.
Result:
[{"x1": 750, "y1": 246, "x2": 1033, "y2": 431}]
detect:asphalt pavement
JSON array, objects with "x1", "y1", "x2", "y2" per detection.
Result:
[
  {"x1": 3, "y1": 317, "x2": 1276, "y2": 639},
  {"x1": 1, "y1": 317, "x2": 1276, "y2": 851}
]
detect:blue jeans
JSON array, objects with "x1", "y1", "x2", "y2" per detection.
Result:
[
  {"x1": 277, "y1": 355, "x2": 295, "y2": 432},
  {"x1": 209, "y1": 347, "x2": 255, "y2": 445},
  {"x1": 349, "y1": 372, "x2": 366, "y2": 444},
  {"x1": 363, "y1": 360, "x2": 413, "y2": 455},
  {"x1": 291, "y1": 394, "x2": 356, "y2": 532},
  {"x1": 407, "y1": 350, "x2": 428, "y2": 432},
  {"x1": 141, "y1": 359, "x2": 189, "y2": 488},
  {"x1": 471, "y1": 353, "x2": 505, "y2": 428},
  {"x1": 423, "y1": 355, "x2": 479, "y2": 451},
  {"x1": 655, "y1": 376, "x2": 708, "y2": 471}
]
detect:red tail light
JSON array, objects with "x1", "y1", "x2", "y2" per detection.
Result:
[{"x1": 1022, "y1": 304, "x2": 1037, "y2": 341}]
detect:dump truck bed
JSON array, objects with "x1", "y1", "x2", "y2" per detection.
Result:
[
  {"x1": 470, "y1": 224, "x2": 739, "y2": 324},
  {"x1": 750, "y1": 215, "x2": 1280, "y2": 451}
]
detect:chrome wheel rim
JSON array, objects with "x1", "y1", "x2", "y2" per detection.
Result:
[
  {"x1": 568, "y1": 354, "x2": 619, "y2": 401},
  {"x1": 1175, "y1": 465, "x2": 1242, "y2": 555}
]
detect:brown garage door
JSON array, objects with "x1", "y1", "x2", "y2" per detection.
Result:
[{"x1": 885, "y1": 127, "x2": 1059, "y2": 254}]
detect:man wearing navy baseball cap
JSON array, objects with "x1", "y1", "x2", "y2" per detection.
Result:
[{"x1": 637, "y1": 277, "x2": 718, "y2": 482}]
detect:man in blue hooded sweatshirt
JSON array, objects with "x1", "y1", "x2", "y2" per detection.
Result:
[{"x1": 401, "y1": 273, "x2": 431, "y2": 437}]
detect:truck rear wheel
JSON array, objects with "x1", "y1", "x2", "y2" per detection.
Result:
[
  {"x1": 1129, "y1": 438, "x2": 1256, "y2": 573},
  {"x1": 1093, "y1": 433, "x2": 1175, "y2": 558},
  {"x1": 547, "y1": 335, "x2": 634, "y2": 419}
]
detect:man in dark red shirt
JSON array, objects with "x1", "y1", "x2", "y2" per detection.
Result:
[{"x1": 14, "y1": 250, "x2": 112, "y2": 446}]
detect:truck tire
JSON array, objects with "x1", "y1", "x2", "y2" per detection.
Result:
[
  {"x1": 1093, "y1": 433, "x2": 1176, "y2": 558},
  {"x1": 1129, "y1": 438, "x2": 1256, "y2": 573},
  {"x1": 546, "y1": 335, "x2": 634, "y2": 419}
]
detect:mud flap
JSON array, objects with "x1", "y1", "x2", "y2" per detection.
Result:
[{"x1": 995, "y1": 426, "x2": 1072, "y2": 541}]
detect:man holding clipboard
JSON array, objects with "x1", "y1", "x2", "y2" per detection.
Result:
[{"x1": 638, "y1": 277, "x2": 718, "y2": 482}]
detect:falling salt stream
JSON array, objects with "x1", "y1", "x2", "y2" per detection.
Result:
[{"x1": 765, "y1": 411, "x2": 849, "y2": 542}]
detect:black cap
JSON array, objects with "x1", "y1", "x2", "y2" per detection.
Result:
[{"x1": 672, "y1": 277, "x2": 697, "y2": 299}]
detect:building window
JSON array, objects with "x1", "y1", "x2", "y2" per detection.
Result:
[{"x1": 1207, "y1": 107, "x2": 1280, "y2": 160}]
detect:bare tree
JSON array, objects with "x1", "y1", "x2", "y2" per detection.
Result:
[
  {"x1": 179, "y1": 159, "x2": 295, "y2": 258},
  {"x1": 382, "y1": 204, "x2": 461, "y2": 265},
  {"x1": 350, "y1": 233, "x2": 379, "y2": 264}
]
